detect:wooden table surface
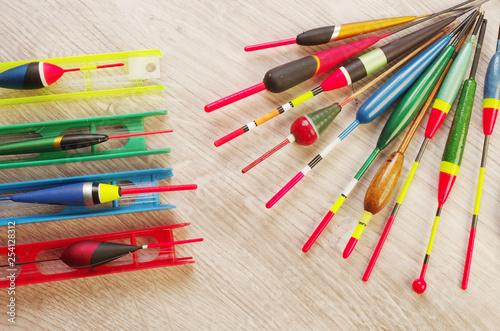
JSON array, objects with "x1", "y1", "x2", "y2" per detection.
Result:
[{"x1": 0, "y1": 0, "x2": 499, "y2": 329}]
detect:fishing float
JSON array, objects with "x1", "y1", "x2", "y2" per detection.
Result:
[
  {"x1": 0, "y1": 61, "x2": 124, "y2": 90},
  {"x1": 205, "y1": 1, "x2": 476, "y2": 113},
  {"x1": 244, "y1": 0, "x2": 479, "y2": 51},
  {"x1": 241, "y1": 36, "x2": 441, "y2": 174},
  {"x1": 462, "y1": 23, "x2": 500, "y2": 290},
  {"x1": 362, "y1": 26, "x2": 471, "y2": 282},
  {"x1": 265, "y1": 18, "x2": 473, "y2": 210},
  {"x1": 244, "y1": 15, "x2": 427, "y2": 52},
  {"x1": 214, "y1": 13, "x2": 470, "y2": 147},
  {"x1": 0, "y1": 129, "x2": 173, "y2": 155},
  {"x1": 357, "y1": 10, "x2": 482, "y2": 280},
  {"x1": 1, "y1": 238, "x2": 203, "y2": 270},
  {"x1": 0, "y1": 224, "x2": 200, "y2": 287},
  {"x1": 0, "y1": 182, "x2": 197, "y2": 206},
  {"x1": 343, "y1": 15, "x2": 477, "y2": 259},
  {"x1": 413, "y1": 17, "x2": 486, "y2": 294}
]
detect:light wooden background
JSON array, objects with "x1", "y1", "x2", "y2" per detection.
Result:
[{"x1": 0, "y1": 0, "x2": 499, "y2": 329}]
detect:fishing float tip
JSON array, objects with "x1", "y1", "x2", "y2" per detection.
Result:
[
  {"x1": 412, "y1": 278, "x2": 427, "y2": 294},
  {"x1": 413, "y1": 205, "x2": 443, "y2": 294},
  {"x1": 343, "y1": 211, "x2": 373, "y2": 258},
  {"x1": 0, "y1": 62, "x2": 124, "y2": 90}
]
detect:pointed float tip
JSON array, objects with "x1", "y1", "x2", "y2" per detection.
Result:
[
  {"x1": 244, "y1": 38, "x2": 296, "y2": 52},
  {"x1": 343, "y1": 237, "x2": 358, "y2": 259},
  {"x1": 214, "y1": 128, "x2": 245, "y2": 147},
  {"x1": 205, "y1": 104, "x2": 215, "y2": 112},
  {"x1": 412, "y1": 278, "x2": 427, "y2": 294}
]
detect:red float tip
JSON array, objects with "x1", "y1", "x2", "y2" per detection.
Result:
[
  {"x1": 63, "y1": 62, "x2": 124, "y2": 72},
  {"x1": 302, "y1": 210, "x2": 335, "y2": 253},
  {"x1": 266, "y1": 172, "x2": 305, "y2": 208},
  {"x1": 109, "y1": 129, "x2": 173, "y2": 140},
  {"x1": 95, "y1": 63, "x2": 125, "y2": 69},
  {"x1": 205, "y1": 82, "x2": 266, "y2": 112},
  {"x1": 244, "y1": 38, "x2": 297, "y2": 52},
  {"x1": 343, "y1": 237, "x2": 358, "y2": 259},
  {"x1": 412, "y1": 278, "x2": 427, "y2": 294},
  {"x1": 362, "y1": 215, "x2": 396, "y2": 282},
  {"x1": 121, "y1": 184, "x2": 197, "y2": 195},
  {"x1": 214, "y1": 128, "x2": 245, "y2": 147},
  {"x1": 462, "y1": 227, "x2": 477, "y2": 290},
  {"x1": 242, "y1": 138, "x2": 291, "y2": 173}
]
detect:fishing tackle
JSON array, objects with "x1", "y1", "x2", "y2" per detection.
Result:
[
  {"x1": 462, "y1": 23, "x2": 500, "y2": 290},
  {"x1": 0, "y1": 111, "x2": 171, "y2": 169},
  {"x1": 0, "y1": 168, "x2": 184, "y2": 224},
  {"x1": 0, "y1": 182, "x2": 197, "y2": 206},
  {"x1": 349, "y1": 10, "x2": 480, "y2": 279},
  {"x1": 241, "y1": 42, "x2": 430, "y2": 173},
  {"x1": 244, "y1": 0, "x2": 477, "y2": 51},
  {"x1": 244, "y1": 15, "x2": 426, "y2": 51},
  {"x1": 2, "y1": 238, "x2": 203, "y2": 270},
  {"x1": 0, "y1": 224, "x2": 200, "y2": 287},
  {"x1": 0, "y1": 129, "x2": 172, "y2": 155},
  {"x1": 302, "y1": 20, "x2": 472, "y2": 253},
  {"x1": 362, "y1": 27, "x2": 471, "y2": 282},
  {"x1": 266, "y1": 26, "x2": 457, "y2": 210},
  {"x1": 413, "y1": 17, "x2": 486, "y2": 294},
  {"x1": 215, "y1": 14, "x2": 466, "y2": 146},
  {"x1": 343, "y1": 14, "x2": 477, "y2": 259},
  {"x1": 205, "y1": 1, "x2": 475, "y2": 113},
  {"x1": 0, "y1": 50, "x2": 163, "y2": 106},
  {"x1": 0, "y1": 61, "x2": 123, "y2": 90}
]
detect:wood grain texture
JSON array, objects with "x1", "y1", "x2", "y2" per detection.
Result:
[{"x1": 0, "y1": 0, "x2": 499, "y2": 329}]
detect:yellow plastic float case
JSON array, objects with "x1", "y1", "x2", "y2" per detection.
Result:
[{"x1": 0, "y1": 49, "x2": 163, "y2": 105}]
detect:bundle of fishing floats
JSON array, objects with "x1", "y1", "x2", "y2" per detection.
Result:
[{"x1": 206, "y1": 0, "x2": 500, "y2": 293}]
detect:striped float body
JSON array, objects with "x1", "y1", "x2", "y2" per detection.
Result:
[{"x1": 241, "y1": 87, "x2": 324, "y2": 134}]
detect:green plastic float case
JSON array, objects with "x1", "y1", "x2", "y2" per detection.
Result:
[{"x1": 0, "y1": 110, "x2": 170, "y2": 169}]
